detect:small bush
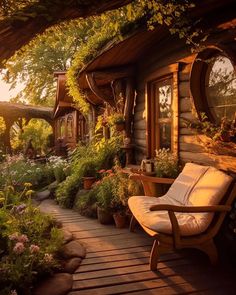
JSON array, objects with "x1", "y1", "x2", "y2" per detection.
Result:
[{"x1": 0, "y1": 184, "x2": 63, "y2": 294}]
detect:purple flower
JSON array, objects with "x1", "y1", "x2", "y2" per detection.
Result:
[
  {"x1": 30, "y1": 244, "x2": 40, "y2": 254},
  {"x1": 10, "y1": 204, "x2": 27, "y2": 215},
  {"x1": 13, "y1": 242, "x2": 25, "y2": 254}
]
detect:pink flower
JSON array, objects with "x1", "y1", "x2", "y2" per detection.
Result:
[
  {"x1": 18, "y1": 234, "x2": 29, "y2": 243},
  {"x1": 30, "y1": 244, "x2": 40, "y2": 254},
  {"x1": 10, "y1": 290, "x2": 18, "y2": 295},
  {"x1": 13, "y1": 242, "x2": 25, "y2": 254},
  {"x1": 9, "y1": 232, "x2": 19, "y2": 241},
  {"x1": 106, "y1": 169, "x2": 113, "y2": 174}
]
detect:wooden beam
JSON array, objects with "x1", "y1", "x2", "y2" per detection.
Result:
[
  {"x1": 86, "y1": 73, "x2": 115, "y2": 107},
  {"x1": 88, "y1": 65, "x2": 134, "y2": 80}
]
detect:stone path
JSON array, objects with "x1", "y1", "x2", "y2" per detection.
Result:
[{"x1": 39, "y1": 199, "x2": 235, "y2": 295}]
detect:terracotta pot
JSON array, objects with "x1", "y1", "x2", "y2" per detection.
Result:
[
  {"x1": 113, "y1": 212, "x2": 127, "y2": 228},
  {"x1": 97, "y1": 207, "x2": 113, "y2": 224},
  {"x1": 115, "y1": 122, "x2": 125, "y2": 132},
  {"x1": 82, "y1": 176, "x2": 96, "y2": 190}
]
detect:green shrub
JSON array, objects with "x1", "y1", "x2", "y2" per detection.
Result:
[
  {"x1": 55, "y1": 138, "x2": 122, "y2": 208},
  {"x1": 0, "y1": 155, "x2": 55, "y2": 191},
  {"x1": 0, "y1": 185, "x2": 63, "y2": 294},
  {"x1": 155, "y1": 148, "x2": 180, "y2": 178},
  {"x1": 74, "y1": 187, "x2": 98, "y2": 218}
]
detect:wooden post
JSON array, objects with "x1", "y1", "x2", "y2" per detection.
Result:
[
  {"x1": 124, "y1": 77, "x2": 135, "y2": 138},
  {"x1": 3, "y1": 118, "x2": 14, "y2": 155}
]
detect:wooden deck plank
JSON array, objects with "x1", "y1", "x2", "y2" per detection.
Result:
[
  {"x1": 73, "y1": 259, "x2": 193, "y2": 280},
  {"x1": 39, "y1": 200, "x2": 235, "y2": 295}
]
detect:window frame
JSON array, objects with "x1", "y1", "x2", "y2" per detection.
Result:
[
  {"x1": 190, "y1": 46, "x2": 236, "y2": 123},
  {"x1": 145, "y1": 63, "x2": 179, "y2": 158}
]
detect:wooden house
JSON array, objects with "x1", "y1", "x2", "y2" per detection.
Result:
[
  {"x1": 53, "y1": 72, "x2": 88, "y2": 155},
  {"x1": 77, "y1": 0, "x2": 236, "y2": 171}
]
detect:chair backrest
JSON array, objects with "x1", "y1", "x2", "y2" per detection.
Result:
[{"x1": 166, "y1": 163, "x2": 233, "y2": 207}]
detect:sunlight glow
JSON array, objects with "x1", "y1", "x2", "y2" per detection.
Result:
[{"x1": 0, "y1": 75, "x2": 24, "y2": 102}]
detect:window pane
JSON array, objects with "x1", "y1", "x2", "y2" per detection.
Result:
[
  {"x1": 157, "y1": 84, "x2": 172, "y2": 118},
  {"x1": 60, "y1": 119, "x2": 65, "y2": 138},
  {"x1": 159, "y1": 123, "x2": 171, "y2": 149},
  {"x1": 206, "y1": 55, "x2": 236, "y2": 122},
  {"x1": 67, "y1": 116, "x2": 73, "y2": 138}
]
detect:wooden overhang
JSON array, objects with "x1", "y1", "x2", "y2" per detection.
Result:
[
  {"x1": 78, "y1": 0, "x2": 236, "y2": 106},
  {"x1": 78, "y1": 27, "x2": 167, "y2": 106},
  {"x1": 0, "y1": 101, "x2": 53, "y2": 123},
  {"x1": 53, "y1": 71, "x2": 76, "y2": 118}
]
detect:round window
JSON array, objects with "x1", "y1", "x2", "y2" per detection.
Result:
[{"x1": 190, "y1": 48, "x2": 236, "y2": 124}]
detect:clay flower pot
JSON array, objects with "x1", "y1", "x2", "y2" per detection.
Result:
[
  {"x1": 97, "y1": 207, "x2": 113, "y2": 224},
  {"x1": 82, "y1": 176, "x2": 96, "y2": 190},
  {"x1": 113, "y1": 212, "x2": 127, "y2": 228}
]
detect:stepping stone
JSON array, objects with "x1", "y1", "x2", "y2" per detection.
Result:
[
  {"x1": 48, "y1": 181, "x2": 58, "y2": 192},
  {"x1": 63, "y1": 257, "x2": 82, "y2": 274},
  {"x1": 33, "y1": 273, "x2": 72, "y2": 295},
  {"x1": 62, "y1": 229, "x2": 73, "y2": 244},
  {"x1": 61, "y1": 240, "x2": 86, "y2": 259},
  {"x1": 36, "y1": 190, "x2": 50, "y2": 201}
]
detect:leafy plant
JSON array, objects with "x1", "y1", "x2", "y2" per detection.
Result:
[
  {"x1": 55, "y1": 137, "x2": 122, "y2": 208},
  {"x1": 155, "y1": 148, "x2": 179, "y2": 178},
  {"x1": 108, "y1": 113, "x2": 125, "y2": 126},
  {"x1": 96, "y1": 168, "x2": 140, "y2": 214},
  {"x1": 189, "y1": 112, "x2": 236, "y2": 142},
  {"x1": 0, "y1": 184, "x2": 63, "y2": 294}
]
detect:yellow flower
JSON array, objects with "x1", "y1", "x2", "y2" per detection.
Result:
[
  {"x1": 0, "y1": 197, "x2": 5, "y2": 203},
  {"x1": 24, "y1": 183, "x2": 32, "y2": 188},
  {"x1": 6, "y1": 186, "x2": 14, "y2": 192},
  {"x1": 25, "y1": 190, "x2": 34, "y2": 196}
]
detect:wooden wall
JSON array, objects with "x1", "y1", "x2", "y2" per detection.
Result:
[{"x1": 133, "y1": 37, "x2": 236, "y2": 172}]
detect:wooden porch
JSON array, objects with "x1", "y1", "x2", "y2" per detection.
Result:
[{"x1": 40, "y1": 200, "x2": 235, "y2": 295}]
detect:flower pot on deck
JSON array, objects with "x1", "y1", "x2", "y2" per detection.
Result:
[
  {"x1": 97, "y1": 207, "x2": 113, "y2": 224},
  {"x1": 82, "y1": 176, "x2": 96, "y2": 190},
  {"x1": 113, "y1": 212, "x2": 127, "y2": 228}
]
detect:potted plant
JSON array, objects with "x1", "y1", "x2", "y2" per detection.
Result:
[
  {"x1": 81, "y1": 161, "x2": 98, "y2": 190},
  {"x1": 108, "y1": 113, "x2": 125, "y2": 132},
  {"x1": 96, "y1": 172, "x2": 115, "y2": 224},
  {"x1": 154, "y1": 148, "x2": 179, "y2": 195},
  {"x1": 111, "y1": 169, "x2": 141, "y2": 228}
]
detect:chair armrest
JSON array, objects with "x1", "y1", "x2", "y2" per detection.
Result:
[
  {"x1": 149, "y1": 204, "x2": 231, "y2": 213},
  {"x1": 130, "y1": 174, "x2": 175, "y2": 184}
]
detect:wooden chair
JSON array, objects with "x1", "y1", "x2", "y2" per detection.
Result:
[{"x1": 128, "y1": 163, "x2": 236, "y2": 270}]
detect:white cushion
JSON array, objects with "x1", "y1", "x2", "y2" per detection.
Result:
[
  {"x1": 128, "y1": 195, "x2": 213, "y2": 236},
  {"x1": 166, "y1": 163, "x2": 209, "y2": 205},
  {"x1": 188, "y1": 166, "x2": 232, "y2": 206},
  {"x1": 128, "y1": 163, "x2": 233, "y2": 236}
]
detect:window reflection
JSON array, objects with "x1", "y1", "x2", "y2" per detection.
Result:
[
  {"x1": 206, "y1": 55, "x2": 236, "y2": 122},
  {"x1": 158, "y1": 85, "x2": 172, "y2": 118}
]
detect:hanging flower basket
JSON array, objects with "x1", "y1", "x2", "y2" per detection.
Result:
[{"x1": 115, "y1": 122, "x2": 125, "y2": 132}]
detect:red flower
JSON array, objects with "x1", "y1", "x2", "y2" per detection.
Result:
[
  {"x1": 106, "y1": 169, "x2": 113, "y2": 174},
  {"x1": 98, "y1": 169, "x2": 106, "y2": 174}
]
